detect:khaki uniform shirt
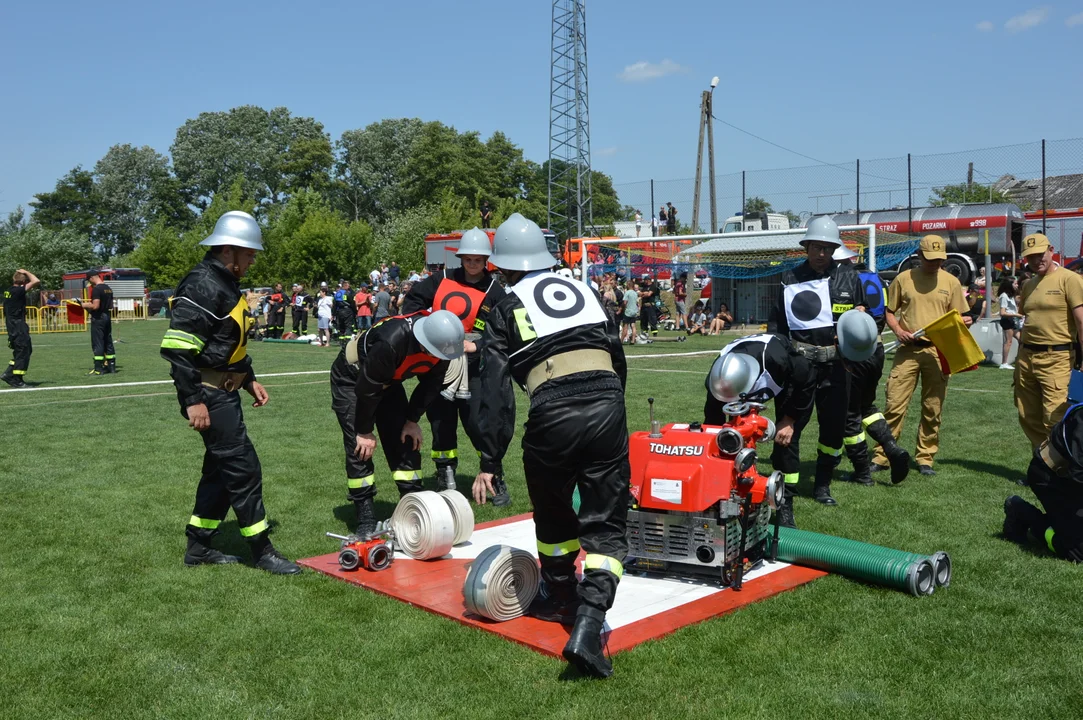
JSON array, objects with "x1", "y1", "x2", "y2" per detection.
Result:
[
  {"x1": 886, "y1": 268, "x2": 968, "y2": 332},
  {"x1": 1019, "y1": 266, "x2": 1083, "y2": 345}
]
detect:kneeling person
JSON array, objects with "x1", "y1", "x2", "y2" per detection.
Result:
[
  {"x1": 330, "y1": 310, "x2": 466, "y2": 535},
  {"x1": 1003, "y1": 399, "x2": 1083, "y2": 562}
]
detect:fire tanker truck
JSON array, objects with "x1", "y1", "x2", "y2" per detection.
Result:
[{"x1": 817, "y1": 203, "x2": 1030, "y2": 285}]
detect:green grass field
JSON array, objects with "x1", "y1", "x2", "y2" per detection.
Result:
[{"x1": 2, "y1": 320, "x2": 1080, "y2": 719}]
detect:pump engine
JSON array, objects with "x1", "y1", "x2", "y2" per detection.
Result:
[{"x1": 626, "y1": 398, "x2": 784, "y2": 587}]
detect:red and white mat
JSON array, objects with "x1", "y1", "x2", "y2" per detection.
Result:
[{"x1": 299, "y1": 513, "x2": 824, "y2": 657}]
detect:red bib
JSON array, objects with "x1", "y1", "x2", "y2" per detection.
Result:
[
  {"x1": 432, "y1": 279, "x2": 488, "y2": 332},
  {"x1": 393, "y1": 352, "x2": 438, "y2": 381}
]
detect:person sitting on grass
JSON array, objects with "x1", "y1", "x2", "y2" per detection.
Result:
[
  {"x1": 709, "y1": 303, "x2": 734, "y2": 335},
  {"x1": 687, "y1": 302, "x2": 710, "y2": 335}
]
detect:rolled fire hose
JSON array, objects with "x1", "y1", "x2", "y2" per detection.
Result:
[
  {"x1": 440, "y1": 355, "x2": 470, "y2": 401},
  {"x1": 774, "y1": 527, "x2": 952, "y2": 589},
  {"x1": 391, "y1": 491, "x2": 456, "y2": 560},
  {"x1": 769, "y1": 526, "x2": 936, "y2": 597},
  {"x1": 438, "y1": 489, "x2": 475, "y2": 546},
  {"x1": 462, "y1": 545, "x2": 541, "y2": 622}
]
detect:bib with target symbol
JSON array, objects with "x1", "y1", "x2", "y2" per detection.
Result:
[
  {"x1": 719, "y1": 334, "x2": 783, "y2": 399},
  {"x1": 432, "y1": 277, "x2": 491, "y2": 332},
  {"x1": 510, "y1": 271, "x2": 607, "y2": 338},
  {"x1": 783, "y1": 278, "x2": 833, "y2": 331}
]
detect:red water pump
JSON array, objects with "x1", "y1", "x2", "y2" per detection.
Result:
[{"x1": 626, "y1": 398, "x2": 784, "y2": 587}]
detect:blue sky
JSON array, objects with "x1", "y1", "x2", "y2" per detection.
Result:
[{"x1": 2, "y1": 0, "x2": 1082, "y2": 217}]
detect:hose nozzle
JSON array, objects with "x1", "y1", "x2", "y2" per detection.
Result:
[{"x1": 648, "y1": 397, "x2": 662, "y2": 438}]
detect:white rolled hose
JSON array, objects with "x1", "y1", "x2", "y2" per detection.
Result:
[
  {"x1": 462, "y1": 545, "x2": 541, "y2": 622},
  {"x1": 391, "y1": 491, "x2": 456, "y2": 560},
  {"x1": 438, "y1": 489, "x2": 475, "y2": 546}
]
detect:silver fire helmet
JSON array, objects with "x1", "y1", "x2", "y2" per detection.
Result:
[
  {"x1": 413, "y1": 310, "x2": 466, "y2": 360},
  {"x1": 489, "y1": 213, "x2": 557, "y2": 271},
  {"x1": 455, "y1": 227, "x2": 492, "y2": 258},
  {"x1": 836, "y1": 309, "x2": 878, "y2": 362},
  {"x1": 833, "y1": 244, "x2": 858, "y2": 262},
  {"x1": 800, "y1": 216, "x2": 842, "y2": 248},
  {"x1": 199, "y1": 211, "x2": 264, "y2": 251},
  {"x1": 708, "y1": 352, "x2": 760, "y2": 403}
]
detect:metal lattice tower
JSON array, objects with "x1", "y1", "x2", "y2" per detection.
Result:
[{"x1": 548, "y1": 0, "x2": 592, "y2": 241}]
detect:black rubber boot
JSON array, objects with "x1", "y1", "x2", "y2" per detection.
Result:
[
  {"x1": 104, "y1": 359, "x2": 116, "y2": 374},
  {"x1": 1003, "y1": 496, "x2": 1043, "y2": 543},
  {"x1": 844, "y1": 442, "x2": 874, "y2": 486},
  {"x1": 354, "y1": 497, "x2": 377, "y2": 537},
  {"x1": 251, "y1": 537, "x2": 302, "y2": 575},
  {"x1": 1, "y1": 365, "x2": 12, "y2": 382},
  {"x1": 395, "y1": 479, "x2": 425, "y2": 497},
  {"x1": 3, "y1": 375, "x2": 26, "y2": 388},
  {"x1": 529, "y1": 561, "x2": 580, "y2": 624},
  {"x1": 435, "y1": 464, "x2": 457, "y2": 492},
  {"x1": 183, "y1": 537, "x2": 241, "y2": 567},
  {"x1": 776, "y1": 493, "x2": 796, "y2": 528},
  {"x1": 812, "y1": 456, "x2": 838, "y2": 505},
  {"x1": 87, "y1": 360, "x2": 104, "y2": 376},
  {"x1": 867, "y1": 419, "x2": 910, "y2": 484},
  {"x1": 562, "y1": 606, "x2": 612, "y2": 679},
  {"x1": 491, "y1": 475, "x2": 511, "y2": 507},
  {"x1": 813, "y1": 484, "x2": 837, "y2": 505}
]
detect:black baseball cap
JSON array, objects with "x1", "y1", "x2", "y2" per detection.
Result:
[{"x1": 86, "y1": 269, "x2": 101, "y2": 279}]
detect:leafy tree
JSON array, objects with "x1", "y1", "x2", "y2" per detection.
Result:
[
  {"x1": 334, "y1": 118, "x2": 424, "y2": 222},
  {"x1": 483, "y1": 132, "x2": 535, "y2": 201},
  {"x1": 1, "y1": 206, "x2": 27, "y2": 237},
  {"x1": 171, "y1": 105, "x2": 330, "y2": 211},
  {"x1": 530, "y1": 160, "x2": 623, "y2": 238},
  {"x1": 30, "y1": 167, "x2": 104, "y2": 242},
  {"x1": 929, "y1": 183, "x2": 1014, "y2": 207},
  {"x1": 373, "y1": 205, "x2": 444, "y2": 271},
  {"x1": 782, "y1": 210, "x2": 802, "y2": 227},
  {"x1": 0, "y1": 223, "x2": 97, "y2": 289},
  {"x1": 122, "y1": 177, "x2": 257, "y2": 289},
  {"x1": 744, "y1": 196, "x2": 772, "y2": 213},
  {"x1": 93, "y1": 144, "x2": 190, "y2": 259}
]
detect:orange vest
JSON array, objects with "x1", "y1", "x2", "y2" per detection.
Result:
[{"x1": 432, "y1": 278, "x2": 490, "y2": 333}]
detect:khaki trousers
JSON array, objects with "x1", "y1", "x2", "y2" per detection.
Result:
[
  {"x1": 872, "y1": 344, "x2": 947, "y2": 468},
  {"x1": 1014, "y1": 347, "x2": 1073, "y2": 448}
]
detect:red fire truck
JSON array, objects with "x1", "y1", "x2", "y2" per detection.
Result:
[{"x1": 424, "y1": 228, "x2": 560, "y2": 271}]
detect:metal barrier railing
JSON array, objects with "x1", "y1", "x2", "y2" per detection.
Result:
[{"x1": 1, "y1": 306, "x2": 88, "y2": 335}]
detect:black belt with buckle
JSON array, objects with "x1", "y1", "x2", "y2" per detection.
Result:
[{"x1": 1023, "y1": 343, "x2": 1072, "y2": 353}]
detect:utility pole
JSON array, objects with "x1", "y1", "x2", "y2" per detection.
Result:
[{"x1": 691, "y1": 76, "x2": 720, "y2": 234}]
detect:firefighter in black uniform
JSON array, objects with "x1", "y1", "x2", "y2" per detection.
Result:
[
  {"x1": 473, "y1": 213, "x2": 628, "y2": 679},
  {"x1": 3, "y1": 268, "x2": 40, "y2": 388},
  {"x1": 403, "y1": 227, "x2": 511, "y2": 503},
  {"x1": 833, "y1": 245, "x2": 911, "y2": 485},
  {"x1": 160, "y1": 211, "x2": 300, "y2": 574},
  {"x1": 703, "y1": 333, "x2": 815, "y2": 528},
  {"x1": 266, "y1": 283, "x2": 286, "y2": 339},
  {"x1": 330, "y1": 310, "x2": 466, "y2": 534},
  {"x1": 80, "y1": 269, "x2": 115, "y2": 374},
  {"x1": 290, "y1": 284, "x2": 312, "y2": 335},
  {"x1": 333, "y1": 280, "x2": 356, "y2": 338},
  {"x1": 1003, "y1": 400, "x2": 1083, "y2": 562},
  {"x1": 766, "y1": 216, "x2": 863, "y2": 506}
]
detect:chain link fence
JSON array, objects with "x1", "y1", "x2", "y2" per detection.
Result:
[{"x1": 613, "y1": 137, "x2": 1083, "y2": 257}]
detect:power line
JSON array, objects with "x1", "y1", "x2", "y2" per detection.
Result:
[{"x1": 709, "y1": 113, "x2": 903, "y2": 184}]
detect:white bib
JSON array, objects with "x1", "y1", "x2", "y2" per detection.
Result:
[
  {"x1": 719, "y1": 334, "x2": 783, "y2": 399},
  {"x1": 783, "y1": 278, "x2": 833, "y2": 330},
  {"x1": 510, "y1": 270, "x2": 607, "y2": 338}
]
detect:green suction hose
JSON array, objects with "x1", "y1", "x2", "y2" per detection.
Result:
[
  {"x1": 770, "y1": 526, "x2": 937, "y2": 597},
  {"x1": 775, "y1": 527, "x2": 951, "y2": 588}
]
